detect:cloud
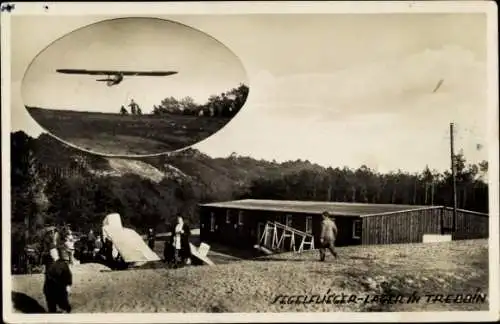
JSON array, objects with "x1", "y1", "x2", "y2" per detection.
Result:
[
  {"x1": 197, "y1": 45, "x2": 488, "y2": 172},
  {"x1": 249, "y1": 45, "x2": 486, "y2": 120}
]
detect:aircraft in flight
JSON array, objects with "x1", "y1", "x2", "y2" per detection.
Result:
[{"x1": 56, "y1": 69, "x2": 178, "y2": 87}]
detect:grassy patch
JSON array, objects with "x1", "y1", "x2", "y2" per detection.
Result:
[{"x1": 27, "y1": 107, "x2": 232, "y2": 155}]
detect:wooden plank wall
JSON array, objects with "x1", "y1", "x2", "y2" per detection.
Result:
[
  {"x1": 442, "y1": 208, "x2": 489, "y2": 240},
  {"x1": 361, "y1": 207, "x2": 442, "y2": 245},
  {"x1": 362, "y1": 207, "x2": 489, "y2": 245}
]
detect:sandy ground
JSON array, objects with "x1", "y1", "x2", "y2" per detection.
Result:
[{"x1": 11, "y1": 239, "x2": 489, "y2": 313}]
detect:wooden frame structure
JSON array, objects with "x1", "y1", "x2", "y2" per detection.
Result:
[{"x1": 257, "y1": 221, "x2": 315, "y2": 253}]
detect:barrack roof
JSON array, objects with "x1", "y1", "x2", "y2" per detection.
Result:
[{"x1": 199, "y1": 199, "x2": 440, "y2": 217}]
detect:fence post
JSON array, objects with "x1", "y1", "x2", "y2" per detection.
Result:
[{"x1": 440, "y1": 207, "x2": 445, "y2": 235}]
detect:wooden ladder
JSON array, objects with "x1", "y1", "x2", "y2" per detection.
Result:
[
  {"x1": 257, "y1": 221, "x2": 316, "y2": 254},
  {"x1": 298, "y1": 234, "x2": 315, "y2": 253}
]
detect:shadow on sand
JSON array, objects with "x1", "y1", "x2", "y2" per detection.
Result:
[
  {"x1": 12, "y1": 292, "x2": 46, "y2": 313},
  {"x1": 252, "y1": 257, "x2": 312, "y2": 262}
]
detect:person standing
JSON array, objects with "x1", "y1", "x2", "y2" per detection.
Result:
[
  {"x1": 129, "y1": 99, "x2": 138, "y2": 115},
  {"x1": 63, "y1": 228, "x2": 75, "y2": 266},
  {"x1": 163, "y1": 234, "x2": 174, "y2": 265},
  {"x1": 319, "y1": 211, "x2": 338, "y2": 261},
  {"x1": 172, "y1": 215, "x2": 191, "y2": 267},
  {"x1": 147, "y1": 228, "x2": 156, "y2": 250},
  {"x1": 41, "y1": 227, "x2": 56, "y2": 270},
  {"x1": 87, "y1": 230, "x2": 96, "y2": 260},
  {"x1": 43, "y1": 248, "x2": 73, "y2": 313},
  {"x1": 95, "y1": 235, "x2": 103, "y2": 259}
]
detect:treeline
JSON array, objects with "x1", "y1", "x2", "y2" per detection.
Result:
[
  {"x1": 10, "y1": 131, "x2": 489, "y2": 265},
  {"x1": 152, "y1": 83, "x2": 249, "y2": 118},
  {"x1": 243, "y1": 157, "x2": 489, "y2": 213}
]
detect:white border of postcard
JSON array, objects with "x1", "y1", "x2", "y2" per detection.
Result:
[{"x1": 2, "y1": 1, "x2": 499, "y2": 323}]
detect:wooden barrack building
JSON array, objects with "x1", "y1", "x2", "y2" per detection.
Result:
[{"x1": 198, "y1": 199, "x2": 488, "y2": 252}]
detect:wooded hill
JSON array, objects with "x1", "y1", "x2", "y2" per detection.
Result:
[{"x1": 11, "y1": 131, "x2": 488, "y2": 247}]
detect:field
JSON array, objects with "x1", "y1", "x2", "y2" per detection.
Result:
[
  {"x1": 11, "y1": 239, "x2": 489, "y2": 313},
  {"x1": 26, "y1": 107, "x2": 232, "y2": 156}
]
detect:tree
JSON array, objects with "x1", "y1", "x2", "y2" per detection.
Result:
[
  {"x1": 160, "y1": 97, "x2": 181, "y2": 114},
  {"x1": 151, "y1": 83, "x2": 249, "y2": 118},
  {"x1": 11, "y1": 132, "x2": 48, "y2": 242},
  {"x1": 179, "y1": 96, "x2": 198, "y2": 115},
  {"x1": 478, "y1": 160, "x2": 488, "y2": 181},
  {"x1": 421, "y1": 166, "x2": 433, "y2": 205}
]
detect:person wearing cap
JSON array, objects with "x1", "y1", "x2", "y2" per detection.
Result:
[
  {"x1": 41, "y1": 227, "x2": 59, "y2": 270},
  {"x1": 319, "y1": 211, "x2": 338, "y2": 261},
  {"x1": 43, "y1": 248, "x2": 73, "y2": 313}
]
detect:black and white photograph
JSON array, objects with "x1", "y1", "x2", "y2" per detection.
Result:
[
  {"x1": 2, "y1": 2, "x2": 499, "y2": 323},
  {"x1": 22, "y1": 17, "x2": 249, "y2": 156}
]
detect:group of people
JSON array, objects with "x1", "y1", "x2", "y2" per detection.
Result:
[
  {"x1": 79, "y1": 215, "x2": 193, "y2": 269},
  {"x1": 84, "y1": 230, "x2": 104, "y2": 259},
  {"x1": 82, "y1": 229, "x2": 127, "y2": 269},
  {"x1": 36, "y1": 212, "x2": 337, "y2": 313},
  {"x1": 120, "y1": 99, "x2": 142, "y2": 116}
]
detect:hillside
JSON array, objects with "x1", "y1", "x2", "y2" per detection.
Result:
[
  {"x1": 10, "y1": 131, "x2": 328, "y2": 251},
  {"x1": 26, "y1": 107, "x2": 232, "y2": 156},
  {"x1": 11, "y1": 239, "x2": 489, "y2": 313}
]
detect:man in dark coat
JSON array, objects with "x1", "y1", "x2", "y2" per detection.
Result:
[
  {"x1": 43, "y1": 248, "x2": 72, "y2": 313},
  {"x1": 147, "y1": 228, "x2": 156, "y2": 250},
  {"x1": 319, "y1": 211, "x2": 338, "y2": 261},
  {"x1": 87, "y1": 230, "x2": 96, "y2": 259},
  {"x1": 103, "y1": 237, "x2": 114, "y2": 264}
]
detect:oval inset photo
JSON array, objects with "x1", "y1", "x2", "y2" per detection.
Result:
[{"x1": 22, "y1": 17, "x2": 249, "y2": 157}]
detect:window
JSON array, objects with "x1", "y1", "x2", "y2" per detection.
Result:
[
  {"x1": 210, "y1": 213, "x2": 216, "y2": 232},
  {"x1": 285, "y1": 214, "x2": 293, "y2": 227},
  {"x1": 352, "y1": 220, "x2": 362, "y2": 239},
  {"x1": 238, "y1": 211, "x2": 244, "y2": 225},
  {"x1": 306, "y1": 216, "x2": 313, "y2": 234},
  {"x1": 225, "y1": 210, "x2": 231, "y2": 224}
]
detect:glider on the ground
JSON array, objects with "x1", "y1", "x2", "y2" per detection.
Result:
[{"x1": 56, "y1": 69, "x2": 178, "y2": 87}]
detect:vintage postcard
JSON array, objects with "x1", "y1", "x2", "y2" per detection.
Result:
[{"x1": 2, "y1": 1, "x2": 499, "y2": 323}]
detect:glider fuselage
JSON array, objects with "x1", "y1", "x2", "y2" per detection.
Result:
[{"x1": 96, "y1": 74, "x2": 124, "y2": 86}]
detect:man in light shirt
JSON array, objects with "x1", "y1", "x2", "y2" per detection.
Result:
[
  {"x1": 172, "y1": 215, "x2": 191, "y2": 267},
  {"x1": 319, "y1": 211, "x2": 338, "y2": 261}
]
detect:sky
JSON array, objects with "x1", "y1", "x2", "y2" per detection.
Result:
[
  {"x1": 10, "y1": 13, "x2": 493, "y2": 173},
  {"x1": 20, "y1": 17, "x2": 247, "y2": 113}
]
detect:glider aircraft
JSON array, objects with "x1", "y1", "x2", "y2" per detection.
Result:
[{"x1": 56, "y1": 69, "x2": 178, "y2": 87}]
